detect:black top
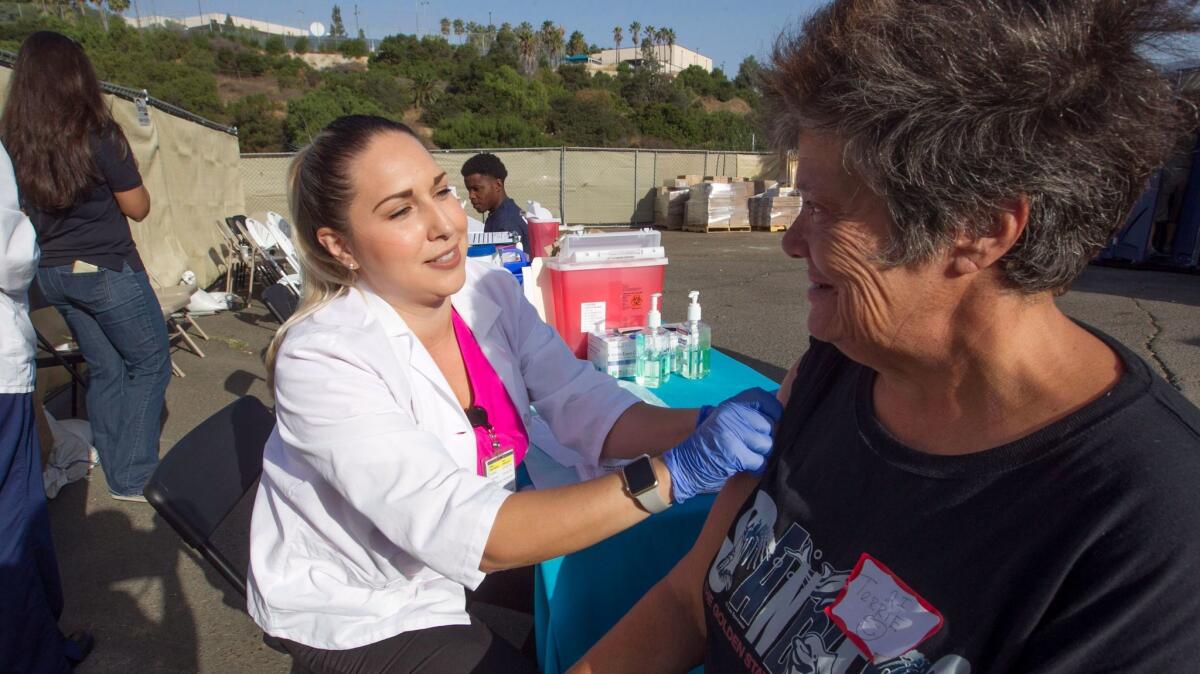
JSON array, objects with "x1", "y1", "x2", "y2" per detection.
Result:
[
  {"x1": 484, "y1": 197, "x2": 528, "y2": 244},
  {"x1": 704, "y1": 329, "x2": 1200, "y2": 673},
  {"x1": 27, "y1": 129, "x2": 145, "y2": 271}
]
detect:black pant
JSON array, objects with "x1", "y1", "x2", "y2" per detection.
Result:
[{"x1": 280, "y1": 568, "x2": 538, "y2": 674}]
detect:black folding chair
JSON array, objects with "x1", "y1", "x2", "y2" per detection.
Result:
[
  {"x1": 261, "y1": 282, "x2": 300, "y2": 324},
  {"x1": 143, "y1": 395, "x2": 275, "y2": 597},
  {"x1": 29, "y1": 281, "x2": 88, "y2": 415}
]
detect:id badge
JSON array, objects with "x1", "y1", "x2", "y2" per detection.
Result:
[{"x1": 484, "y1": 449, "x2": 517, "y2": 492}]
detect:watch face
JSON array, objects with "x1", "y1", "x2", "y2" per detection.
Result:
[{"x1": 624, "y1": 457, "x2": 658, "y2": 495}]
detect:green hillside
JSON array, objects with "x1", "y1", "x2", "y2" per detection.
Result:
[{"x1": 0, "y1": 5, "x2": 766, "y2": 153}]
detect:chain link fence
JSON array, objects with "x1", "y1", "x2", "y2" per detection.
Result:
[{"x1": 241, "y1": 148, "x2": 784, "y2": 225}]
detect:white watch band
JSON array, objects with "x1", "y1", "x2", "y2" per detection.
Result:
[
  {"x1": 622, "y1": 456, "x2": 672, "y2": 514},
  {"x1": 633, "y1": 483, "x2": 672, "y2": 514}
]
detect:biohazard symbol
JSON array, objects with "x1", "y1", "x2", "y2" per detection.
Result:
[{"x1": 630, "y1": 294, "x2": 644, "y2": 309}]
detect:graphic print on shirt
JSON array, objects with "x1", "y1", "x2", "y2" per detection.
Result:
[{"x1": 705, "y1": 490, "x2": 972, "y2": 674}]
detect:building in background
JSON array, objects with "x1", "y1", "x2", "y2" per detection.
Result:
[
  {"x1": 122, "y1": 13, "x2": 308, "y2": 37},
  {"x1": 589, "y1": 44, "x2": 712, "y2": 75}
]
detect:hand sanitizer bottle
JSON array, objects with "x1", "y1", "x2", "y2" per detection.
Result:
[
  {"x1": 635, "y1": 293, "x2": 672, "y2": 388},
  {"x1": 679, "y1": 290, "x2": 712, "y2": 380}
]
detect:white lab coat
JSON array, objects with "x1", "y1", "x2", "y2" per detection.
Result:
[
  {"x1": 0, "y1": 141, "x2": 39, "y2": 395},
  {"x1": 247, "y1": 259, "x2": 640, "y2": 650}
]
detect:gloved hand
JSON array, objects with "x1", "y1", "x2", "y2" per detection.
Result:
[{"x1": 664, "y1": 387, "x2": 784, "y2": 504}]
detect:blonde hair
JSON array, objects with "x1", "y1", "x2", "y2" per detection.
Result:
[{"x1": 265, "y1": 115, "x2": 417, "y2": 384}]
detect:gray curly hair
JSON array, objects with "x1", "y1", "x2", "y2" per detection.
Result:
[{"x1": 766, "y1": 0, "x2": 1198, "y2": 292}]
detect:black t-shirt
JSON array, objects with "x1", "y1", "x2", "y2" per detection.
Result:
[
  {"x1": 485, "y1": 197, "x2": 529, "y2": 244},
  {"x1": 704, "y1": 329, "x2": 1200, "y2": 673},
  {"x1": 27, "y1": 129, "x2": 145, "y2": 271}
]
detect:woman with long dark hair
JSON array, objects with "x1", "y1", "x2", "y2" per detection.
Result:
[{"x1": 2, "y1": 31, "x2": 171, "y2": 502}]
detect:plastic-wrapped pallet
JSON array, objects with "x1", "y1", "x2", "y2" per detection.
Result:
[
  {"x1": 655, "y1": 187, "x2": 689, "y2": 229},
  {"x1": 750, "y1": 192, "x2": 803, "y2": 232},
  {"x1": 685, "y1": 181, "x2": 752, "y2": 232}
]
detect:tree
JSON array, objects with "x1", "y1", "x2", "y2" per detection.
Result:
[
  {"x1": 628, "y1": 21, "x2": 640, "y2": 59},
  {"x1": 223, "y1": 13, "x2": 235, "y2": 33},
  {"x1": 665, "y1": 28, "x2": 676, "y2": 73},
  {"x1": 285, "y1": 87, "x2": 386, "y2": 147},
  {"x1": 292, "y1": 36, "x2": 309, "y2": 53},
  {"x1": 264, "y1": 35, "x2": 286, "y2": 55},
  {"x1": 548, "y1": 90, "x2": 634, "y2": 145},
  {"x1": 538, "y1": 20, "x2": 561, "y2": 66},
  {"x1": 734, "y1": 55, "x2": 762, "y2": 92},
  {"x1": 340, "y1": 38, "x2": 368, "y2": 58},
  {"x1": 410, "y1": 70, "x2": 439, "y2": 108},
  {"x1": 642, "y1": 25, "x2": 656, "y2": 64},
  {"x1": 228, "y1": 94, "x2": 285, "y2": 152},
  {"x1": 440, "y1": 17, "x2": 450, "y2": 41},
  {"x1": 330, "y1": 5, "x2": 347, "y2": 40},
  {"x1": 516, "y1": 22, "x2": 536, "y2": 76},
  {"x1": 432, "y1": 112, "x2": 552, "y2": 148},
  {"x1": 612, "y1": 26, "x2": 622, "y2": 66},
  {"x1": 453, "y1": 18, "x2": 464, "y2": 44},
  {"x1": 566, "y1": 30, "x2": 587, "y2": 57}
]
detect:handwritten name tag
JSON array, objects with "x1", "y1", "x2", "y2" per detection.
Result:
[{"x1": 825, "y1": 554, "x2": 943, "y2": 663}]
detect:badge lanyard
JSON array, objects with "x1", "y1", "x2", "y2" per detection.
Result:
[{"x1": 466, "y1": 405, "x2": 516, "y2": 491}]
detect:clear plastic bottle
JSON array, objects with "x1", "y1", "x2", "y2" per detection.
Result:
[
  {"x1": 678, "y1": 290, "x2": 712, "y2": 380},
  {"x1": 635, "y1": 293, "x2": 672, "y2": 388}
]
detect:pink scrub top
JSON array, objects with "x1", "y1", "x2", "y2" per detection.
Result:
[{"x1": 451, "y1": 309, "x2": 530, "y2": 476}]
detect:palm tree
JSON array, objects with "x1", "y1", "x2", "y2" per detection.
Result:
[
  {"x1": 540, "y1": 20, "x2": 557, "y2": 64},
  {"x1": 612, "y1": 26, "x2": 623, "y2": 67},
  {"x1": 556, "y1": 25, "x2": 566, "y2": 63},
  {"x1": 465, "y1": 21, "x2": 482, "y2": 51},
  {"x1": 516, "y1": 22, "x2": 537, "y2": 75},
  {"x1": 629, "y1": 21, "x2": 640, "y2": 62},
  {"x1": 643, "y1": 25, "x2": 656, "y2": 63},
  {"x1": 453, "y1": 18, "x2": 465, "y2": 44},
  {"x1": 665, "y1": 28, "x2": 676, "y2": 73},
  {"x1": 411, "y1": 71, "x2": 439, "y2": 108},
  {"x1": 440, "y1": 17, "x2": 450, "y2": 41}
]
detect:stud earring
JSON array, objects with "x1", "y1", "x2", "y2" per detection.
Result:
[{"x1": 348, "y1": 262, "x2": 358, "y2": 270}]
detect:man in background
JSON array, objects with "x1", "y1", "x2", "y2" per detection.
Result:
[{"x1": 461, "y1": 153, "x2": 529, "y2": 245}]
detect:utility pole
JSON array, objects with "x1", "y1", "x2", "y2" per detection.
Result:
[
  {"x1": 415, "y1": 0, "x2": 428, "y2": 37},
  {"x1": 354, "y1": 4, "x2": 360, "y2": 37}
]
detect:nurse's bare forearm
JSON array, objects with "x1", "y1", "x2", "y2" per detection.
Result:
[
  {"x1": 601, "y1": 402, "x2": 698, "y2": 461},
  {"x1": 480, "y1": 457, "x2": 672, "y2": 572}
]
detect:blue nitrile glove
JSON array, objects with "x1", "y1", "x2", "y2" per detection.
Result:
[{"x1": 665, "y1": 387, "x2": 784, "y2": 504}]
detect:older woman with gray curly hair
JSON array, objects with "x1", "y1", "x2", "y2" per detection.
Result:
[{"x1": 571, "y1": 1, "x2": 1200, "y2": 673}]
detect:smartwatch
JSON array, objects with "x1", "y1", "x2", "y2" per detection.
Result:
[{"x1": 620, "y1": 455, "x2": 671, "y2": 514}]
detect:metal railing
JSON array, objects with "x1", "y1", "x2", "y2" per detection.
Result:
[{"x1": 0, "y1": 49, "x2": 237, "y2": 136}]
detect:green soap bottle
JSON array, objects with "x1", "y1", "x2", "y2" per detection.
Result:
[
  {"x1": 635, "y1": 293, "x2": 672, "y2": 388},
  {"x1": 679, "y1": 290, "x2": 711, "y2": 380}
]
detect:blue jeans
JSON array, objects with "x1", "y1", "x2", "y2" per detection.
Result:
[
  {"x1": 37, "y1": 263, "x2": 171, "y2": 497},
  {"x1": 0, "y1": 394, "x2": 70, "y2": 673}
]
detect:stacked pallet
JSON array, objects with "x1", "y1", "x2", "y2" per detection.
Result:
[
  {"x1": 654, "y1": 186, "x2": 690, "y2": 229},
  {"x1": 750, "y1": 190, "x2": 802, "y2": 232},
  {"x1": 684, "y1": 178, "x2": 754, "y2": 232}
]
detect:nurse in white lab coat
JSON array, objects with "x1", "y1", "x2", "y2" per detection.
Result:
[{"x1": 246, "y1": 115, "x2": 782, "y2": 673}]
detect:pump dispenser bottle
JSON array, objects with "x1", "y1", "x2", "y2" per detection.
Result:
[
  {"x1": 635, "y1": 293, "x2": 672, "y2": 388},
  {"x1": 678, "y1": 290, "x2": 712, "y2": 379}
]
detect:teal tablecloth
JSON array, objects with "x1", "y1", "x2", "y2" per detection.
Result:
[{"x1": 534, "y1": 350, "x2": 778, "y2": 673}]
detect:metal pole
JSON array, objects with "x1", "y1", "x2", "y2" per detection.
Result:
[
  {"x1": 703, "y1": 150, "x2": 709, "y2": 177},
  {"x1": 633, "y1": 149, "x2": 639, "y2": 224},
  {"x1": 559, "y1": 147, "x2": 567, "y2": 224}
]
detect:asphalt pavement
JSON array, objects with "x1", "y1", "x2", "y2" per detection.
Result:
[{"x1": 48, "y1": 230, "x2": 1200, "y2": 673}]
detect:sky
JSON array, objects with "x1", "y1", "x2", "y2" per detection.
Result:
[{"x1": 128, "y1": 0, "x2": 830, "y2": 75}]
